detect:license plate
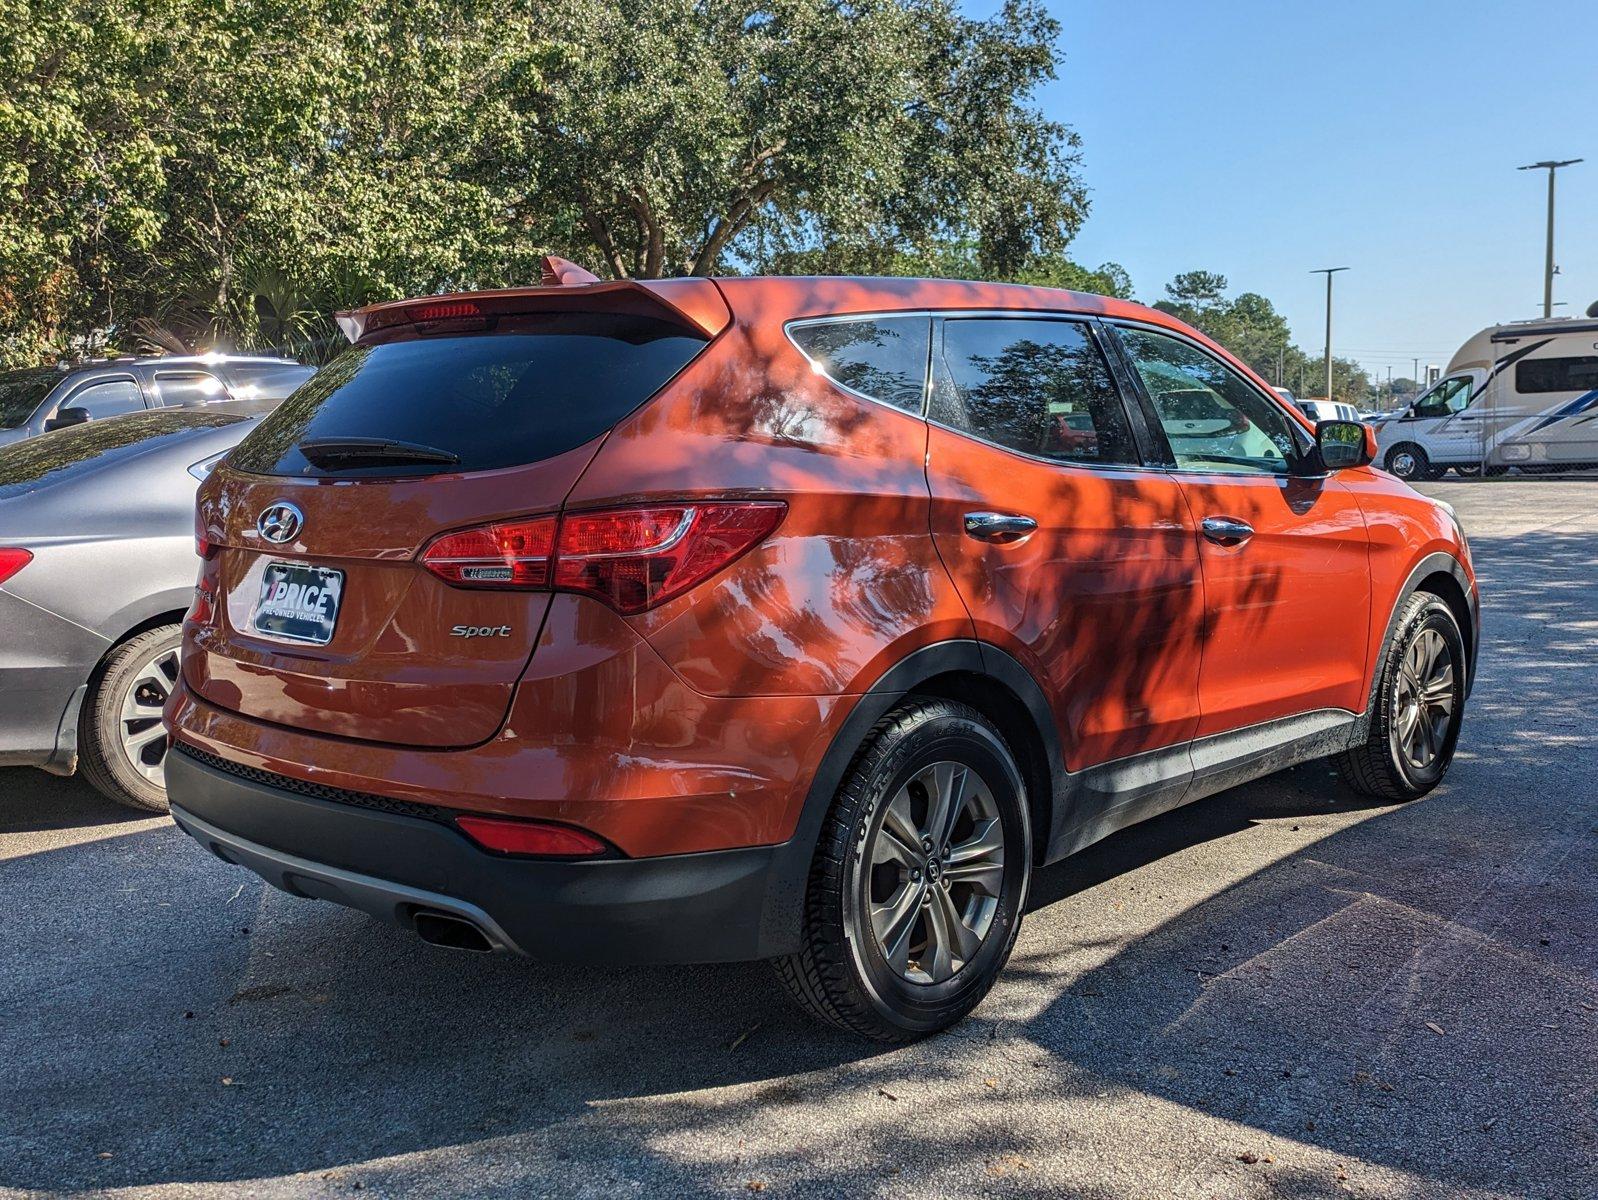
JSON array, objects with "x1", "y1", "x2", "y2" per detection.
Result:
[{"x1": 251, "y1": 561, "x2": 343, "y2": 646}]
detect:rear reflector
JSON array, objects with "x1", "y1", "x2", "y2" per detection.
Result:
[
  {"x1": 0, "y1": 547, "x2": 32, "y2": 585},
  {"x1": 455, "y1": 815, "x2": 610, "y2": 858},
  {"x1": 421, "y1": 501, "x2": 785, "y2": 614}
]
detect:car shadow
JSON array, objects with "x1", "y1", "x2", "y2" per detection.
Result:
[{"x1": 0, "y1": 526, "x2": 1593, "y2": 1196}]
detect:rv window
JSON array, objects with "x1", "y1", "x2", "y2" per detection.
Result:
[{"x1": 1516, "y1": 356, "x2": 1598, "y2": 395}]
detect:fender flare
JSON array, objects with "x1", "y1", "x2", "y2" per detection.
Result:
[{"x1": 753, "y1": 639, "x2": 1060, "y2": 957}]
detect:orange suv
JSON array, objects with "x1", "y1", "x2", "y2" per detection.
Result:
[{"x1": 166, "y1": 264, "x2": 1477, "y2": 1040}]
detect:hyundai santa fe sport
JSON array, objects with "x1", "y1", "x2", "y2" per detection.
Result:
[{"x1": 165, "y1": 261, "x2": 1478, "y2": 1041}]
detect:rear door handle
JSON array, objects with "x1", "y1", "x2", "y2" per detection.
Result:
[
  {"x1": 1201, "y1": 515, "x2": 1254, "y2": 546},
  {"x1": 963, "y1": 511, "x2": 1038, "y2": 543}
]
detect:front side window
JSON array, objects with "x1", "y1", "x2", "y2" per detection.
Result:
[
  {"x1": 151, "y1": 371, "x2": 229, "y2": 408},
  {"x1": 789, "y1": 316, "x2": 930, "y2": 413},
  {"x1": 1117, "y1": 327, "x2": 1305, "y2": 475},
  {"x1": 1414, "y1": 375, "x2": 1474, "y2": 417},
  {"x1": 66, "y1": 378, "x2": 145, "y2": 420},
  {"x1": 1516, "y1": 355, "x2": 1598, "y2": 394},
  {"x1": 931, "y1": 317, "x2": 1138, "y2": 465}
]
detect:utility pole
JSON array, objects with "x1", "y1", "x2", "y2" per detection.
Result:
[
  {"x1": 1518, "y1": 159, "x2": 1582, "y2": 318},
  {"x1": 1277, "y1": 344, "x2": 1285, "y2": 387},
  {"x1": 1311, "y1": 267, "x2": 1349, "y2": 401},
  {"x1": 1412, "y1": 357, "x2": 1419, "y2": 391}
]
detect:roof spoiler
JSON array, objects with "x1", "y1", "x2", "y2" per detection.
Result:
[{"x1": 334, "y1": 257, "x2": 730, "y2": 344}]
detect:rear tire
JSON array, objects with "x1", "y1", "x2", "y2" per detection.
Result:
[
  {"x1": 774, "y1": 698, "x2": 1031, "y2": 1041},
  {"x1": 78, "y1": 625, "x2": 182, "y2": 813},
  {"x1": 1336, "y1": 594, "x2": 1465, "y2": 802}
]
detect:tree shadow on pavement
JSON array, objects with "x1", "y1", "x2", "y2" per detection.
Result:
[{"x1": 0, "y1": 526, "x2": 1593, "y2": 1197}]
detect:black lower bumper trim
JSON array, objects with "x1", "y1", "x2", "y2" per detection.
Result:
[{"x1": 165, "y1": 749, "x2": 792, "y2": 965}]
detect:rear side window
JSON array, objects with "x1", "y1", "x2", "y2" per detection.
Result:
[
  {"x1": 1516, "y1": 355, "x2": 1598, "y2": 394},
  {"x1": 789, "y1": 316, "x2": 930, "y2": 413},
  {"x1": 152, "y1": 371, "x2": 229, "y2": 407},
  {"x1": 229, "y1": 363, "x2": 316, "y2": 399},
  {"x1": 931, "y1": 318, "x2": 1138, "y2": 466},
  {"x1": 229, "y1": 313, "x2": 708, "y2": 477}
]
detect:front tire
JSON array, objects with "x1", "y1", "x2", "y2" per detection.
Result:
[
  {"x1": 78, "y1": 624, "x2": 182, "y2": 813},
  {"x1": 1384, "y1": 443, "x2": 1432, "y2": 481},
  {"x1": 774, "y1": 698, "x2": 1031, "y2": 1041},
  {"x1": 1336, "y1": 594, "x2": 1465, "y2": 801}
]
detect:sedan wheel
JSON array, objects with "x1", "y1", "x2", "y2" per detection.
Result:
[{"x1": 79, "y1": 624, "x2": 183, "y2": 812}]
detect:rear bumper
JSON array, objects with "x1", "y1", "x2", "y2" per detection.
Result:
[{"x1": 165, "y1": 746, "x2": 797, "y2": 964}]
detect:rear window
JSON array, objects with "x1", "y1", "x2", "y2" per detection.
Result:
[
  {"x1": 229, "y1": 313, "x2": 708, "y2": 477},
  {"x1": 0, "y1": 410, "x2": 241, "y2": 501}
]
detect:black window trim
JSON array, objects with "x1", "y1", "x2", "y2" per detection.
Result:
[
  {"x1": 55, "y1": 372, "x2": 148, "y2": 419},
  {"x1": 783, "y1": 312, "x2": 936, "y2": 417},
  {"x1": 1100, "y1": 318, "x2": 1324, "y2": 480}
]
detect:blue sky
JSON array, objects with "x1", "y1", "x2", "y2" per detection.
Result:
[{"x1": 1031, "y1": 0, "x2": 1598, "y2": 383}]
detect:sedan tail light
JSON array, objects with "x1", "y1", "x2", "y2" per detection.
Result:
[
  {"x1": 0, "y1": 547, "x2": 32, "y2": 586},
  {"x1": 421, "y1": 501, "x2": 784, "y2": 615}
]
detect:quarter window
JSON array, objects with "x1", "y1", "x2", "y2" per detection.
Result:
[
  {"x1": 1516, "y1": 355, "x2": 1598, "y2": 394},
  {"x1": 1117, "y1": 327, "x2": 1305, "y2": 475},
  {"x1": 65, "y1": 378, "x2": 145, "y2": 420},
  {"x1": 931, "y1": 318, "x2": 1138, "y2": 465},
  {"x1": 790, "y1": 317, "x2": 930, "y2": 413}
]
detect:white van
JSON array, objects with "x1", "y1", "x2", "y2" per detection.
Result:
[{"x1": 1374, "y1": 315, "x2": 1598, "y2": 479}]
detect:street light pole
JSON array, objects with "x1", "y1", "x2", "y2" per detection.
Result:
[
  {"x1": 1311, "y1": 267, "x2": 1349, "y2": 401},
  {"x1": 1518, "y1": 159, "x2": 1582, "y2": 319}
]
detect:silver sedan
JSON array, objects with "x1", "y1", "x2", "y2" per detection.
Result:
[{"x1": 0, "y1": 410, "x2": 254, "y2": 810}]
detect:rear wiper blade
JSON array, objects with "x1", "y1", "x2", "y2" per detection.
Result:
[{"x1": 297, "y1": 437, "x2": 460, "y2": 467}]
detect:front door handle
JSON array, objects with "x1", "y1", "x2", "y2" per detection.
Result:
[
  {"x1": 963, "y1": 511, "x2": 1038, "y2": 544},
  {"x1": 1201, "y1": 515, "x2": 1254, "y2": 546}
]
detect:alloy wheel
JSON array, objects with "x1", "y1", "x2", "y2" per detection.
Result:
[
  {"x1": 117, "y1": 646, "x2": 179, "y2": 787},
  {"x1": 863, "y1": 760, "x2": 1006, "y2": 985},
  {"x1": 1390, "y1": 627, "x2": 1455, "y2": 772}
]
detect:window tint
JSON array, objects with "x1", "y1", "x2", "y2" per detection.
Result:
[
  {"x1": 931, "y1": 318, "x2": 1137, "y2": 465},
  {"x1": 67, "y1": 378, "x2": 145, "y2": 419},
  {"x1": 1118, "y1": 327, "x2": 1305, "y2": 475},
  {"x1": 790, "y1": 317, "x2": 929, "y2": 413},
  {"x1": 230, "y1": 313, "x2": 708, "y2": 477},
  {"x1": 1516, "y1": 355, "x2": 1598, "y2": 394},
  {"x1": 151, "y1": 371, "x2": 229, "y2": 407}
]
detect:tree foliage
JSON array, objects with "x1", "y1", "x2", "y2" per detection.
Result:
[
  {"x1": 1, "y1": 0, "x2": 1099, "y2": 366},
  {"x1": 1152, "y1": 271, "x2": 1373, "y2": 405}
]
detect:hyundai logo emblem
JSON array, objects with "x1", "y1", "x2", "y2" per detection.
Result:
[{"x1": 257, "y1": 502, "x2": 304, "y2": 544}]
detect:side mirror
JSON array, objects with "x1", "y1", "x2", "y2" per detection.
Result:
[
  {"x1": 1316, "y1": 419, "x2": 1375, "y2": 471},
  {"x1": 43, "y1": 406, "x2": 91, "y2": 432}
]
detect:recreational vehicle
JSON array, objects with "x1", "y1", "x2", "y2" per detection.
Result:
[{"x1": 1375, "y1": 314, "x2": 1598, "y2": 479}]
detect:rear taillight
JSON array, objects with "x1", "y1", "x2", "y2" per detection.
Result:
[
  {"x1": 421, "y1": 516, "x2": 557, "y2": 587},
  {"x1": 0, "y1": 547, "x2": 32, "y2": 586},
  {"x1": 455, "y1": 814, "x2": 611, "y2": 858},
  {"x1": 421, "y1": 501, "x2": 784, "y2": 615}
]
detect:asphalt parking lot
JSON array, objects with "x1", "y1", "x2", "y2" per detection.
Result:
[{"x1": 2, "y1": 480, "x2": 1594, "y2": 1200}]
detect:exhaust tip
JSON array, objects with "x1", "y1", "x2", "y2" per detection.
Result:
[{"x1": 412, "y1": 909, "x2": 494, "y2": 953}]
